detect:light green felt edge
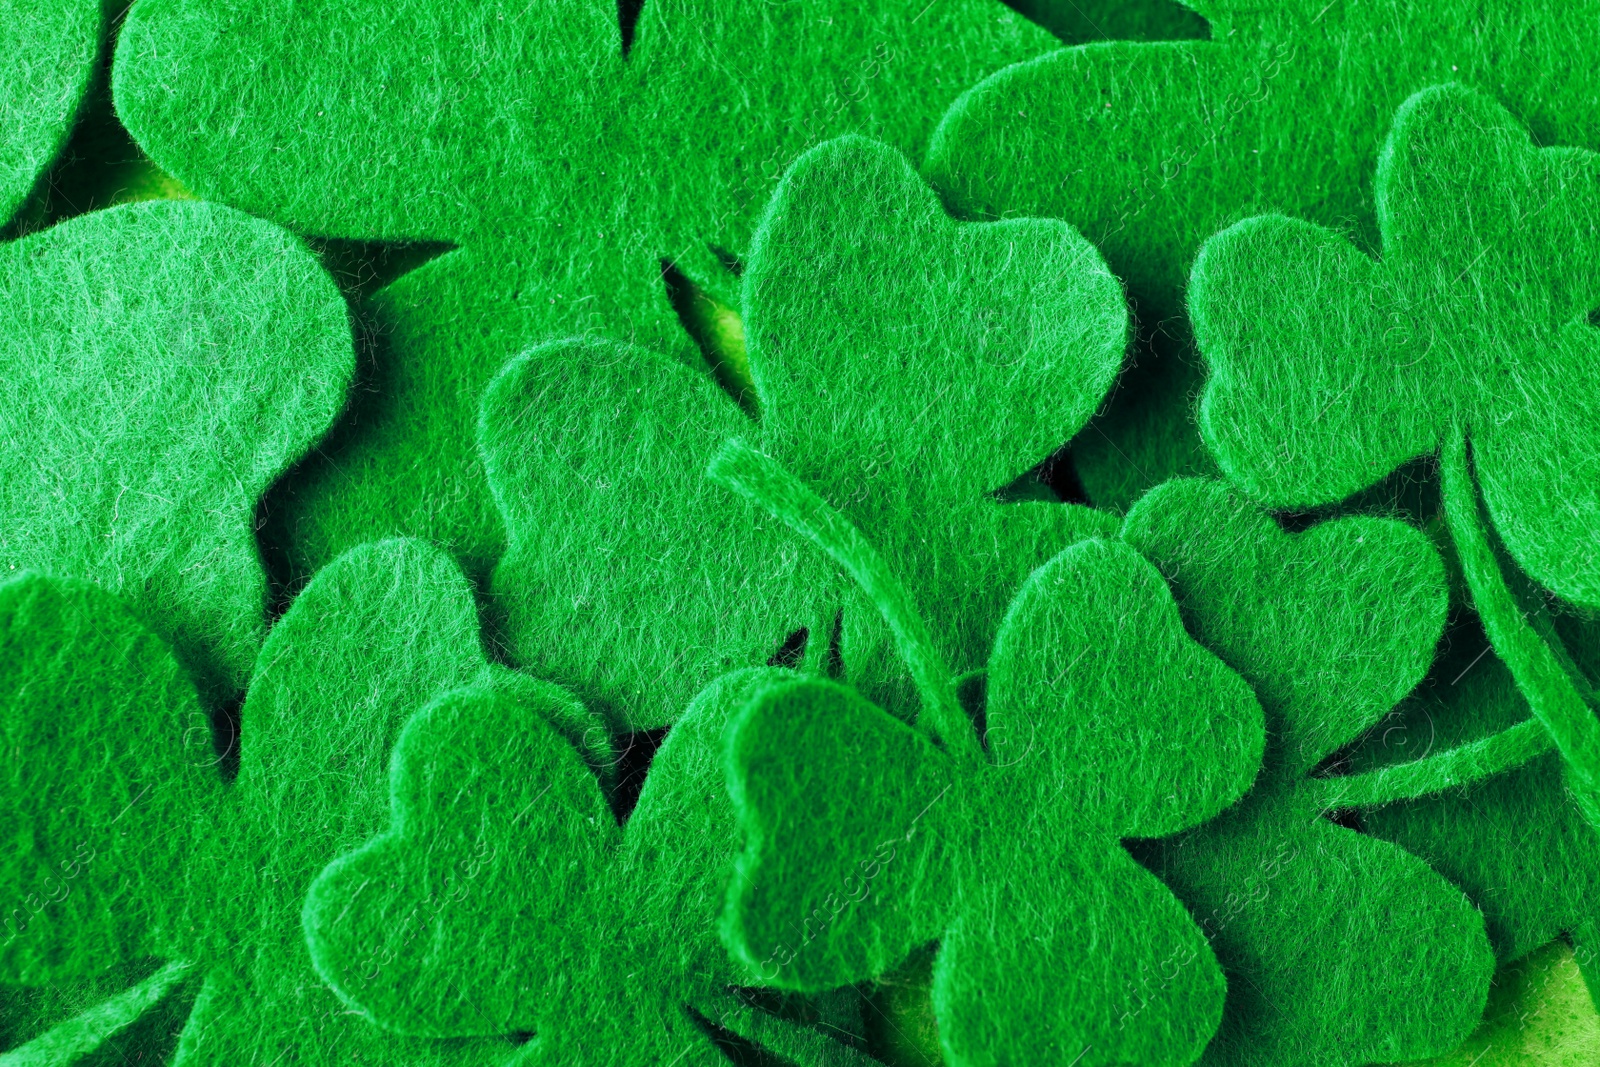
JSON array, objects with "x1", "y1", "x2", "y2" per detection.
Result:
[
  {"x1": 111, "y1": 0, "x2": 1058, "y2": 586},
  {"x1": 0, "y1": 0, "x2": 101, "y2": 229},
  {"x1": 925, "y1": 2, "x2": 1600, "y2": 508},
  {"x1": 0, "y1": 960, "x2": 194, "y2": 1067},
  {"x1": 0, "y1": 198, "x2": 353, "y2": 696}
]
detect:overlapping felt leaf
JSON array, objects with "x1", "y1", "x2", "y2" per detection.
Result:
[
  {"x1": 0, "y1": 198, "x2": 351, "y2": 695},
  {"x1": 742, "y1": 135, "x2": 1127, "y2": 710},
  {"x1": 1122, "y1": 478, "x2": 1493, "y2": 1066},
  {"x1": 1193, "y1": 82, "x2": 1600, "y2": 604},
  {"x1": 304, "y1": 667, "x2": 873, "y2": 1066},
  {"x1": 0, "y1": 0, "x2": 100, "y2": 229},
  {"x1": 481, "y1": 137, "x2": 1124, "y2": 728},
  {"x1": 0, "y1": 574, "x2": 219, "y2": 985},
  {"x1": 111, "y1": 0, "x2": 1058, "y2": 583},
  {"x1": 1351, "y1": 621, "x2": 1600, "y2": 996},
  {"x1": 925, "y1": 1, "x2": 1600, "y2": 509},
  {"x1": 1189, "y1": 83, "x2": 1600, "y2": 830},
  {"x1": 720, "y1": 500, "x2": 1266, "y2": 1064},
  {"x1": 0, "y1": 538, "x2": 580, "y2": 1065}
]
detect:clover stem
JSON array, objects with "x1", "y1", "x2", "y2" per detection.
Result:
[
  {"x1": 0, "y1": 959, "x2": 196, "y2": 1065},
  {"x1": 1313, "y1": 717, "x2": 1553, "y2": 809},
  {"x1": 707, "y1": 438, "x2": 978, "y2": 763},
  {"x1": 1440, "y1": 428, "x2": 1600, "y2": 828}
]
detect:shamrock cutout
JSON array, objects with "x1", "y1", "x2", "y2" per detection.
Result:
[
  {"x1": 1350, "y1": 618, "x2": 1600, "y2": 1002},
  {"x1": 1, "y1": 0, "x2": 99, "y2": 229},
  {"x1": 303, "y1": 665, "x2": 876, "y2": 1066},
  {"x1": 1189, "y1": 83, "x2": 1600, "y2": 830},
  {"x1": 0, "y1": 194, "x2": 351, "y2": 696},
  {"x1": 1, "y1": 538, "x2": 594, "y2": 1064},
  {"x1": 711, "y1": 443, "x2": 1265, "y2": 1065},
  {"x1": 1120, "y1": 478, "x2": 1493, "y2": 1066},
  {"x1": 111, "y1": 0, "x2": 1057, "y2": 582},
  {"x1": 924, "y1": 0, "x2": 1600, "y2": 509},
  {"x1": 480, "y1": 136, "x2": 1126, "y2": 729}
]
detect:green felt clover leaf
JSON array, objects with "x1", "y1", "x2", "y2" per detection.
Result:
[
  {"x1": 0, "y1": 198, "x2": 352, "y2": 696},
  {"x1": 0, "y1": 538, "x2": 586, "y2": 1065},
  {"x1": 112, "y1": 0, "x2": 1058, "y2": 583},
  {"x1": 1190, "y1": 83, "x2": 1600, "y2": 832},
  {"x1": 1121, "y1": 479, "x2": 1493, "y2": 1066},
  {"x1": 1350, "y1": 621, "x2": 1600, "y2": 1003},
  {"x1": 1, "y1": 0, "x2": 100, "y2": 229},
  {"x1": 924, "y1": 0, "x2": 1600, "y2": 509},
  {"x1": 303, "y1": 667, "x2": 874, "y2": 1066},
  {"x1": 712, "y1": 445, "x2": 1265, "y2": 1066},
  {"x1": 480, "y1": 136, "x2": 1126, "y2": 729},
  {"x1": 743, "y1": 135, "x2": 1127, "y2": 710}
]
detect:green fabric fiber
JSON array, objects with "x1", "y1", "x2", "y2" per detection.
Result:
[
  {"x1": 479, "y1": 136, "x2": 1124, "y2": 729},
  {"x1": 111, "y1": 0, "x2": 1058, "y2": 583},
  {"x1": 0, "y1": 1, "x2": 100, "y2": 229},
  {"x1": 1122, "y1": 478, "x2": 1493, "y2": 1066},
  {"x1": 0, "y1": 539, "x2": 588, "y2": 1064},
  {"x1": 722, "y1": 515, "x2": 1265, "y2": 1064},
  {"x1": 0, "y1": 198, "x2": 352, "y2": 696},
  {"x1": 1191, "y1": 83, "x2": 1600, "y2": 609},
  {"x1": 926, "y1": 2, "x2": 1600, "y2": 510},
  {"x1": 1353, "y1": 618, "x2": 1600, "y2": 991},
  {"x1": 304, "y1": 666, "x2": 865, "y2": 1065}
]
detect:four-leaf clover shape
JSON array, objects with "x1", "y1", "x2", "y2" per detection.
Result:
[
  {"x1": 478, "y1": 135, "x2": 1126, "y2": 730},
  {"x1": 1122, "y1": 478, "x2": 1493, "y2": 1066},
  {"x1": 1190, "y1": 83, "x2": 1600, "y2": 833},
  {"x1": 1, "y1": 539, "x2": 601, "y2": 1065},
  {"x1": 111, "y1": 0, "x2": 1059, "y2": 583},
  {"x1": 925, "y1": 0, "x2": 1600, "y2": 510},
  {"x1": 709, "y1": 442, "x2": 1266, "y2": 1066}
]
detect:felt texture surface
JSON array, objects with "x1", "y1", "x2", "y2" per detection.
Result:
[
  {"x1": 0, "y1": 574, "x2": 219, "y2": 985},
  {"x1": 479, "y1": 339, "x2": 828, "y2": 732},
  {"x1": 481, "y1": 137, "x2": 1124, "y2": 729},
  {"x1": 1353, "y1": 619, "x2": 1600, "y2": 987},
  {"x1": 1412, "y1": 941, "x2": 1600, "y2": 1066},
  {"x1": 0, "y1": 0, "x2": 100, "y2": 229},
  {"x1": 926, "y1": 2, "x2": 1600, "y2": 509},
  {"x1": 0, "y1": 538, "x2": 575, "y2": 1064},
  {"x1": 305, "y1": 666, "x2": 863, "y2": 1065},
  {"x1": 112, "y1": 0, "x2": 1058, "y2": 584},
  {"x1": 719, "y1": 452, "x2": 1266, "y2": 1066},
  {"x1": 0, "y1": 197, "x2": 352, "y2": 696},
  {"x1": 1123, "y1": 479, "x2": 1493, "y2": 1066},
  {"x1": 741, "y1": 136, "x2": 1128, "y2": 713},
  {"x1": 1191, "y1": 83, "x2": 1600, "y2": 608}
]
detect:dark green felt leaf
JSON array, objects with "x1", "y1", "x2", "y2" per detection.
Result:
[
  {"x1": 925, "y1": 3, "x2": 1600, "y2": 508},
  {"x1": 304, "y1": 666, "x2": 842, "y2": 1065},
  {"x1": 1122, "y1": 478, "x2": 1492, "y2": 1066},
  {"x1": 723, "y1": 678, "x2": 962, "y2": 992},
  {"x1": 987, "y1": 536, "x2": 1264, "y2": 837},
  {"x1": 1356, "y1": 625, "x2": 1600, "y2": 980},
  {"x1": 0, "y1": 199, "x2": 352, "y2": 695},
  {"x1": 1122, "y1": 478, "x2": 1448, "y2": 773},
  {"x1": 0, "y1": 574, "x2": 220, "y2": 985},
  {"x1": 113, "y1": 0, "x2": 1056, "y2": 581},
  {"x1": 743, "y1": 135, "x2": 1128, "y2": 707},
  {"x1": 1191, "y1": 83, "x2": 1600, "y2": 608},
  {"x1": 0, "y1": 542, "x2": 533, "y2": 1063},
  {"x1": 724, "y1": 536, "x2": 1266, "y2": 1065},
  {"x1": 304, "y1": 685, "x2": 614, "y2": 1037},
  {"x1": 0, "y1": 0, "x2": 100, "y2": 228}
]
